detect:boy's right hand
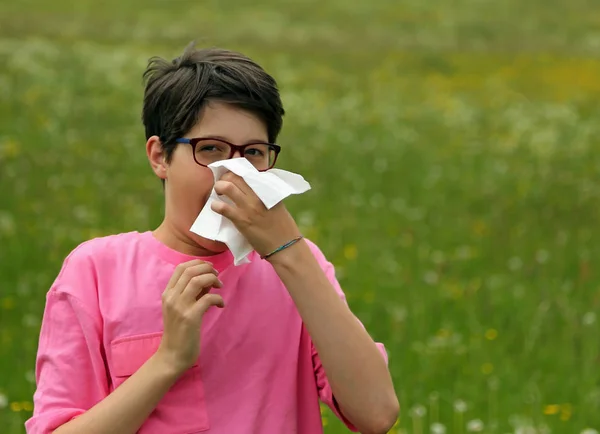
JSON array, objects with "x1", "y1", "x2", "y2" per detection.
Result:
[{"x1": 156, "y1": 259, "x2": 224, "y2": 375}]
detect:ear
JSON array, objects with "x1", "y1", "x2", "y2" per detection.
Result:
[{"x1": 146, "y1": 135, "x2": 167, "y2": 180}]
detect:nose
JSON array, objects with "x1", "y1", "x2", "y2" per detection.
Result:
[{"x1": 231, "y1": 149, "x2": 243, "y2": 158}]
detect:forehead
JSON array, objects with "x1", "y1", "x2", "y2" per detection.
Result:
[{"x1": 187, "y1": 101, "x2": 268, "y2": 142}]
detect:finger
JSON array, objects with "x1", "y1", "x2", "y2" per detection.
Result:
[
  {"x1": 193, "y1": 275, "x2": 224, "y2": 301},
  {"x1": 193, "y1": 293, "x2": 225, "y2": 316},
  {"x1": 173, "y1": 263, "x2": 219, "y2": 294},
  {"x1": 221, "y1": 173, "x2": 265, "y2": 211},
  {"x1": 211, "y1": 200, "x2": 240, "y2": 222},
  {"x1": 222, "y1": 172, "x2": 254, "y2": 196},
  {"x1": 214, "y1": 180, "x2": 247, "y2": 207},
  {"x1": 166, "y1": 259, "x2": 213, "y2": 292},
  {"x1": 194, "y1": 280, "x2": 224, "y2": 301},
  {"x1": 181, "y1": 273, "x2": 223, "y2": 302}
]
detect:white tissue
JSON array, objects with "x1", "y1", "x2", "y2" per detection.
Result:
[{"x1": 190, "y1": 158, "x2": 311, "y2": 265}]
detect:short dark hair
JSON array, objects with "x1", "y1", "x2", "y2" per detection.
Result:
[{"x1": 142, "y1": 42, "x2": 285, "y2": 163}]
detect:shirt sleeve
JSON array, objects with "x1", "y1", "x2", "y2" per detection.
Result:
[
  {"x1": 25, "y1": 248, "x2": 109, "y2": 434},
  {"x1": 305, "y1": 240, "x2": 389, "y2": 432}
]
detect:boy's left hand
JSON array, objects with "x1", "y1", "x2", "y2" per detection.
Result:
[{"x1": 211, "y1": 172, "x2": 301, "y2": 257}]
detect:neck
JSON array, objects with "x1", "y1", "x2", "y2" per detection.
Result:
[{"x1": 152, "y1": 219, "x2": 221, "y2": 257}]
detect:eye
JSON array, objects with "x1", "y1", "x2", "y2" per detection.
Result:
[
  {"x1": 244, "y1": 145, "x2": 268, "y2": 157},
  {"x1": 197, "y1": 143, "x2": 229, "y2": 153},
  {"x1": 245, "y1": 149, "x2": 263, "y2": 156},
  {"x1": 198, "y1": 145, "x2": 217, "y2": 152}
]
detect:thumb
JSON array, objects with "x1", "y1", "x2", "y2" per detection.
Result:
[{"x1": 193, "y1": 293, "x2": 225, "y2": 316}]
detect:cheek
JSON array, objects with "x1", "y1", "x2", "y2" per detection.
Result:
[
  {"x1": 168, "y1": 164, "x2": 215, "y2": 210},
  {"x1": 195, "y1": 173, "x2": 216, "y2": 205}
]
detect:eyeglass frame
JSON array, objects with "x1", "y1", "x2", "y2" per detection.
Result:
[{"x1": 174, "y1": 137, "x2": 282, "y2": 171}]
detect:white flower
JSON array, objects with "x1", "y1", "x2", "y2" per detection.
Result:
[
  {"x1": 581, "y1": 429, "x2": 599, "y2": 434},
  {"x1": 583, "y1": 312, "x2": 596, "y2": 326},
  {"x1": 431, "y1": 422, "x2": 447, "y2": 434},
  {"x1": 25, "y1": 370, "x2": 35, "y2": 384},
  {"x1": 373, "y1": 158, "x2": 388, "y2": 173},
  {"x1": 453, "y1": 399, "x2": 467, "y2": 413},
  {"x1": 456, "y1": 245, "x2": 473, "y2": 260},
  {"x1": 515, "y1": 428, "x2": 537, "y2": 434},
  {"x1": 410, "y1": 404, "x2": 427, "y2": 418},
  {"x1": 431, "y1": 250, "x2": 445, "y2": 265},
  {"x1": 423, "y1": 270, "x2": 439, "y2": 285},
  {"x1": 429, "y1": 391, "x2": 440, "y2": 402},
  {"x1": 0, "y1": 393, "x2": 7, "y2": 409},
  {"x1": 535, "y1": 249, "x2": 549, "y2": 264},
  {"x1": 508, "y1": 256, "x2": 523, "y2": 271},
  {"x1": 467, "y1": 419, "x2": 484, "y2": 432}
]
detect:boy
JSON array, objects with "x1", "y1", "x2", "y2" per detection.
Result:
[{"x1": 25, "y1": 42, "x2": 399, "y2": 434}]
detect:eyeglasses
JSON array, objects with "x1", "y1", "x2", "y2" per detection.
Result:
[{"x1": 175, "y1": 137, "x2": 281, "y2": 171}]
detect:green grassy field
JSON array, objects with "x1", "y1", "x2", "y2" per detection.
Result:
[{"x1": 2, "y1": 1, "x2": 600, "y2": 433}]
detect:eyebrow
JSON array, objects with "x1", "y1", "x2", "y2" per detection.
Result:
[{"x1": 197, "y1": 135, "x2": 270, "y2": 145}]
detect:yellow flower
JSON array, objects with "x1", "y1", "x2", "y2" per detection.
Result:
[
  {"x1": 560, "y1": 403, "x2": 572, "y2": 421},
  {"x1": 450, "y1": 284, "x2": 464, "y2": 300},
  {"x1": 471, "y1": 220, "x2": 487, "y2": 237},
  {"x1": 10, "y1": 401, "x2": 22, "y2": 412},
  {"x1": 24, "y1": 87, "x2": 42, "y2": 105},
  {"x1": 363, "y1": 290, "x2": 375, "y2": 304},
  {"x1": 400, "y1": 233, "x2": 413, "y2": 247},
  {"x1": 481, "y1": 363, "x2": 494, "y2": 375},
  {"x1": 319, "y1": 404, "x2": 326, "y2": 415},
  {"x1": 0, "y1": 139, "x2": 20, "y2": 159},
  {"x1": 437, "y1": 328, "x2": 451, "y2": 338},
  {"x1": 22, "y1": 401, "x2": 33, "y2": 411},
  {"x1": 1, "y1": 297, "x2": 15, "y2": 310},
  {"x1": 484, "y1": 329, "x2": 498, "y2": 340},
  {"x1": 543, "y1": 404, "x2": 560, "y2": 415},
  {"x1": 468, "y1": 278, "x2": 482, "y2": 294},
  {"x1": 343, "y1": 244, "x2": 358, "y2": 261}
]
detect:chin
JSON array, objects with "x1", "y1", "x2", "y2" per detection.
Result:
[{"x1": 191, "y1": 233, "x2": 229, "y2": 253}]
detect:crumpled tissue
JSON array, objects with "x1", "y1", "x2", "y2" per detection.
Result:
[{"x1": 190, "y1": 158, "x2": 311, "y2": 265}]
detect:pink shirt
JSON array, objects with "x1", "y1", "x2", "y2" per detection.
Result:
[{"x1": 26, "y1": 231, "x2": 388, "y2": 434}]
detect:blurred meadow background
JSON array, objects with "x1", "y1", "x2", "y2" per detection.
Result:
[{"x1": 2, "y1": 0, "x2": 600, "y2": 433}]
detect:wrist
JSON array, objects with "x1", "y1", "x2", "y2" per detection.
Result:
[
  {"x1": 260, "y1": 233, "x2": 303, "y2": 260},
  {"x1": 266, "y1": 237, "x2": 310, "y2": 270},
  {"x1": 150, "y1": 350, "x2": 188, "y2": 381}
]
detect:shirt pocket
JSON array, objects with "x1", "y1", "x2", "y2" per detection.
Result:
[{"x1": 110, "y1": 332, "x2": 210, "y2": 434}]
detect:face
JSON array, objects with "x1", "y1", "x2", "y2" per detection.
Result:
[{"x1": 147, "y1": 101, "x2": 270, "y2": 254}]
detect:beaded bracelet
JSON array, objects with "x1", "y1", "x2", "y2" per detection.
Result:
[{"x1": 261, "y1": 235, "x2": 304, "y2": 260}]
